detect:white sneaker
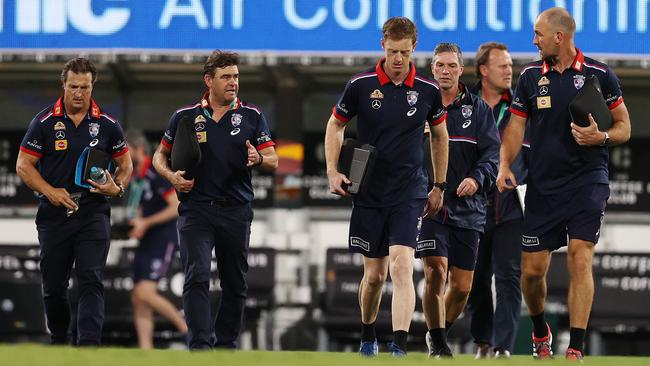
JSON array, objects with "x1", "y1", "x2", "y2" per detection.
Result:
[{"x1": 494, "y1": 349, "x2": 511, "y2": 359}]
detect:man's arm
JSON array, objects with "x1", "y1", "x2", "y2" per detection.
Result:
[
  {"x1": 246, "y1": 140, "x2": 278, "y2": 171},
  {"x1": 496, "y1": 114, "x2": 526, "y2": 192},
  {"x1": 16, "y1": 151, "x2": 78, "y2": 210},
  {"x1": 324, "y1": 114, "x2": 350, "y2": 196},
  {"x1": 152, "y1": 143, "x2": 195, "y2": 193},
  {"x1": 129, "y1": 191, "x2": 179, "y2": 240},
  {"x1": 459, "y1": 110, "x2": 500, "y2": 197},
  {"x1": 425, "y1": 120, "x2": 449, "y2": 216},
  {"x1": 570, "y1": 102, "x2": 631, "y2": 146},
  {"x1": 87, "y1": 152, "x2": 133, "y2": 197}
]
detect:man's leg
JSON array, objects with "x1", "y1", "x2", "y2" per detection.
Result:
[
  {"x1": 359, "y1": 257, "x2": 389, "y2": 325},
  {"x1": 492, "y1": 220, "x2": 523, "y2": 354},
  {"x1": 521, "y1": 250, "x2": 553, "y2": 358},
  {"x1": 566, "y1": 239, "x2": 595, "y2": 354},
  {"x1": 467, "y1": 226, "x2": 494, "y2": 355},
  {"x1": 132, "y1": 280, "x2": 188, "y2": 349},
  {"x1": 177, "y1": 206, "x2": 216, "y2": 350},
  {"x1": 444, "y1": 266, "x2": 474, "y2": 323},
  {"x1": 74, "y1": 213, "x2": 111, "y2": 346},
  {"x1": 422, "y1": 256, "x2": 448, "y2": 329}
]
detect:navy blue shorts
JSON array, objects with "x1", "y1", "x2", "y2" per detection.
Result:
[
  {"x1": 348, "y1": 199, "x2": 426, "y2": 258},
  {"x1": 132, "y1": 225, "x2": 178, "y2": 282},
  {"x1": 522, "y1": 183, "x2": 609, "y2": 252},
  {"x1": 415, "y1": 218, "x2": 481, "y2": 271}
]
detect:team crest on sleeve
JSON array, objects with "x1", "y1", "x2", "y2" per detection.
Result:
[
  {"x1": 573, "y1": 75, "x2": 585, "y2": 89},
  {"x1": 231, "y1": 113, "x2": 242, "y2": 127},
  {"x1": 538, "y1": 76, "x2": 550, "y2": 86},
  {"x1": 406, "y1": 90, "x2": 419, "y2": 106},
  {"x1": 461, "y1": 105, "x2": 473, "y2": 118},
  {"x1": 256, "y1": 131, "x2": 272, "y2": 145},
  {"x1": 89, "y1": 122, "x2": 100, "y2": 138},
  {"x1": 370, "y1": 89, "x2": 384, "y2": 99},
  {"x1": 54, "y1": 121, "x2": 66, "y2": 130}
]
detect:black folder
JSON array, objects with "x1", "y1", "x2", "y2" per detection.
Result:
[
  {"x1": 171, "y1": 116, "x2": 202, "y2": 179},
  {"x1": 74, "y1": 147, "x2": 113, "y2": 189},
  {"x1": 337, "y1": 138, "x2": 375, "y2": 194},
  {"x1": 569, "y1": 74, "x2": 612, "y2": 130}
]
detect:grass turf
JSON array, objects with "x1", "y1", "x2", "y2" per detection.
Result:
[{"x1": 1, "y1": 344, "x2": 648, "y2": 366}]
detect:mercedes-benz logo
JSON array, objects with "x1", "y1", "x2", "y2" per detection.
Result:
[
  {"x1": 55, "y1": 131, "x2": 65, "y2": 139},
  {"x1": 371, "y1": 100, "x2": 381, "y2": 109},
  {"x1": 539, "y1": 86, "x2": 549, "y2": 95}
]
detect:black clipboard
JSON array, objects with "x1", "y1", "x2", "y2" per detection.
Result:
[
  {"x1": 337, "y1": 138, "x2": 375, "y2": 194},
  {"x1": 569, "y1": 74, "x2": 612, "y2": 130}
]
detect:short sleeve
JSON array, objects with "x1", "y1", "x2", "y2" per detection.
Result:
[
  {"x1": 602, "y1": 66, "x2": 624, "y2": 110},
  {"x1": 428, "y1": 87, "x2": 446, "y2": 126},
  {"x1": 20, "y1": 117, "x2": 45, "y2": 158},
  {"x1": 161, "y1": 112, "x2": 181, "y2": 149},
  {"x1": 510, "y1": 72, "x2": 532, "y2": 118},
  {"x1": 332, "y1": 79, "x2": 358, "y2": 123},
  {"x1": 254, "y1": 113, "x2": 275, "y2": 150},
  {"x1": 109, "y1": 120, "x2": 128, "y2": 158}
]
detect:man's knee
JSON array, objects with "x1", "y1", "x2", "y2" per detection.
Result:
[
  {"x1": 423, "y1": 258, "x2": 446, "y2": 288},
  {"x1": 521, "y1": 252, "x2": 550, "y2": 281},
  {"x1": 567, "y1": 244, "x2": 594, "y2": 277},
  {"x1": 389, "y1": 255, "x2": 413, "y2": 287},
  {"x1": 363, "y1": 268, "x2": 387, "y2": 289}
]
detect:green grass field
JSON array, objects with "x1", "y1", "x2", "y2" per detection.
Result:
[{"x1": 1, "y1": 344, "x2": 648, "y2": 366}]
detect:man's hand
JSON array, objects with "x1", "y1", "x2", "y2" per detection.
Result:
[
  {"x1": 246, "y1": 140, "x2": 262, "y2": 167},
  {"x1": 327, "y1": 170, "x2": 351, "y2": 196},
  {"x1": 457, "y1": 177, "x2": 479, "y2": 197},
  {"x1": 87, "y1": 170, "x2": 120, "y2": 197},
  {"x1": 169, "y1": 170, "x2": 195, "y2": 193},
  {"x1": 571, "y1": 113, "x2": 605, "y2": 146},
  {"x1": 496, "y1": 165, "x2": 517, "y2": 192},
  {"x1": 423, "y1": 187, "x2": 444, "y2": 218},
  {"x1": 45, "y1": 187, "x2": 78, "y2": 211},
  {"x1": 128, "y1": 217, "x2": 148, "y2": 240}
]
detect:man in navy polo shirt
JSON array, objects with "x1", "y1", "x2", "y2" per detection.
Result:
[
  {"x1": 325, "y1": 17, "x2": 449, "y2": 357},
  {"x1": 16, "y1": 57, "x2": 132, "y2": 346},
  {"x1": 152, "y1": 50, "x2": 278, "y2": 350},
  {"x1": 126, "y1": 130, "x2": 187, "y2": 349},
  {"x1": 417, "y1": 43, "x2": 500, "y2": 358},
  {"x1": 497, "y1": 7, "x2": 631, "y2": 361},
  {"x1": 466, "y1": 42, "x2": 528, "y2": 359}
]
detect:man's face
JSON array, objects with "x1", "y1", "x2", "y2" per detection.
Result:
[
  {"x1": 431, "y1": 51, "x2": 463, "y2": 91},
  {"x1": 382, "y1": 38, "x2": 416, "y2": 76},
  {"x1": 533, "y1": 16, "x2": 559, "y2": 64},
  {"x1": 205, "y1": 65, "x2": 239, "y2": 104},
  {"x1": 62, "y1": 71, "x2": 93, "y2": 112},
  {"x1": 481, "y1": 49, "x2": 513, "y2": 92}
]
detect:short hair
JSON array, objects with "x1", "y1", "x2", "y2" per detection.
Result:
[
  {"x1": 432, "y1": 42, "x2": 463, "y2": 67},
  {"x1": 382, "y1": 17, "x2": 417, "y2": 44},
  {"x1": 60, "y1": 57, "x2": 97, "y2": 84},
  {"x1": 540, "y1": 7, "x2": 576, "y2": 35},
  {"x1": 475, "y1": 42, "x2": 509, "y2": 78},
  {"x1": 204, "y1": 50, "x2": 239, "y2": 76},
  {"x1": 125, "y1": 129, "x2": 151, "y2": 155}
]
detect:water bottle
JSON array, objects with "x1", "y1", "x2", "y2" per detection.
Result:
[{"x1": 90, "y1": 166, "x2": 107, "y2": 185}]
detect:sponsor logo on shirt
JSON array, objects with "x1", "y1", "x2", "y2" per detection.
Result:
[
  {"x1": 538, "y1": 76, "x2": 550, "y2": 86},
  {"x1": 230, "y1": 128, "x2": 241, "y2": 136},
  {"x1": 539, "y1": 86, "x2": 549, "y2": 95},
  {"x1": 337, "y1": 103, "x2": 349, "y2": 114},
  {"x1": 257, "y1": 131, "x2": 272, "y2": 145},
  {"x1": 90, "y1": 139, "x2": 99, "y2": 147},
  {"x1": 370, "y1": 89, "x2": 384, "y2": 99},
  {"x1": 536, "y1": 96, "x2": 551, "y2": 109},
  {"x1": 371, "y1": 100, "x2": 381, "y2": 110},
  {"x1": 112, "y1": 140, "x2": 126, "y2": 150},
  {"x1": 27, "y1": 140, "x2": 42, "y2": 150},
  {"x1": 54, "y1": 121, "x2": 66, "y2": 130},
  {"x1": 55, "y1": 139, "x2": 68, "y2": 151},
  {"x1": 55, "y1": 131, "x2": 65, "y2": 140},
  {"x1": 194, "y1": 115, "x2": 206, "y2": 124},
  {"x1": 196, "y1": 131, "x2": 207, "y2": 143},
  {"x1": 350, "y1": 237, "x2": 370, "y2": 252}
]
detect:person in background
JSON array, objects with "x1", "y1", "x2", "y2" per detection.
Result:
[{"x1": 126, "y1": 130, "x2": 187, "y2": 349}]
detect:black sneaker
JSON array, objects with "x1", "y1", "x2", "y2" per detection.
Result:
[{"x1": 426, "y1": 332, "x2": 453, "y2": 359}]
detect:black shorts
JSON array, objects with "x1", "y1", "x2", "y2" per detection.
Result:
[
  {"x1": 523, "y1": 183, "x2": 609, "y2": 252},
  {"x1": 348, "y1": 199, "x2": 426, "y2": 258},
  {"x1": 416, "y1": 218, "x2": 481, "y2": 271}
]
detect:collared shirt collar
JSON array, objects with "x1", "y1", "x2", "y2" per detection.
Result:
[
  {"x1": 51, "y1": 97, "x2": 101, "y2": 119},
  {"x1": 541, "y1": 48, "x2": 585, "y2": 75},
  {"x1": 200, "y1": 91, "x2": 241, "y2": 112},
  {"x1": 375, "y1": 58, "x2": 416, "y2": 87}
]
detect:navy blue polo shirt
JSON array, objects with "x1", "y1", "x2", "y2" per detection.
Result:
[
  {"x1": 161, "y1": 94, "x2": 275, "y2": 204},
  {"x1": 510, "y1": 49, "x2": 623, "y2": 194},
  {"x1": 432, "y1": 83, "x2": 500, "y2": 232},
  {"x1": 20, "y1": 97, "x2": 129, "y2": 200},
  {"x1": 333, "y1": 59, "x2": 446, "y2": 207}
]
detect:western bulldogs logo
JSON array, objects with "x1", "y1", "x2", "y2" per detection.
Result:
[
  {"x1": 573, "y1": 75, "x2": 585, "y2": 90},
  {"x1": 406, "y1": 90, "x2": 419, "y2": 106},
  {"x1": 231, "y1": 113, "x2": 242, "y2": 127},
  {"x1": 89, "y1": 122, "x2": 100, "y2": 138},
  {"x1": 461, "y1": 105, "x2": 473, "y2": 118}
]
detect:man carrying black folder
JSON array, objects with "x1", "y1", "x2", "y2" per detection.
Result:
[
  {"x1": 496, "y1": 7, "x2": 631, "y2": 361},
  {"x1": 16, "y1": 58, "x2": 132, "y2": 346},
  {"x1": 325, "y1": 17, "x2": 449, "y2": 357}
]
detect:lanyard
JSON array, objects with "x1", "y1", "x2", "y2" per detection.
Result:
[{"x1": 495, "y1": 101, "x2": 508, "y2": 128}]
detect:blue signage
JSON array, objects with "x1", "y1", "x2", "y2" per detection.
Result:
[{"x1": 1, "y1": 0, "x2": 649, "y2": 57}]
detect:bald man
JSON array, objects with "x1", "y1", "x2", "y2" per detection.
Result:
[{"x1": 496, "y1": 7, "x2": 631, "y2": 361}]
